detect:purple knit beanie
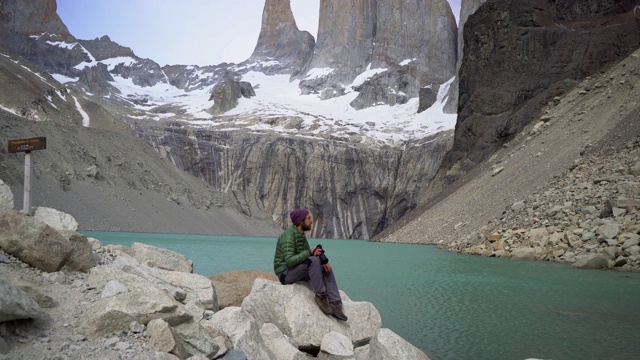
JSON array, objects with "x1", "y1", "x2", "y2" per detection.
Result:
[{"x1": 290, "y1": 209, "x2": 309, "y2": 226}]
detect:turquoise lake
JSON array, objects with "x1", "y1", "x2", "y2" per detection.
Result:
[{"x1": 82, "y1": 231, "x2": 640, "y2": 360}]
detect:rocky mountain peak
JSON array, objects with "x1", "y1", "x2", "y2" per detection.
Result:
[
  {"x1": 0, "y1": 0, "x2": 72, "y2": 40},
  {"x1": 244, "y1": 0, "x2": 315, "y2": 75},
  {"x1": 78, "y1": 35, "x2": 136, "y2": 62},
  {"x1": 296, "y1": 0, "x2": 457, "y2": 109}
]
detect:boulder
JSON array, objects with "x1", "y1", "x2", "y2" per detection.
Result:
[
  {"x1": 152, "y1": 352, "x2": 179, "y2": 360},
  {"x1": 209, "y1": 269, "x2": 278, "y2": 309},
  {"x1": 241, "y1": 278, "x2": 381, "y2": 349},
  {"x1": 0, "y1": 211, "x2": 72, "y2": 272},
  {"x1": 319, "y1": 331, "x2": 355, "y2": 360},
  {"x1": 0, "y1": 178, "x2": 14, "y2": 211},
  {"x1": 80, "y1": 286, "x2": 192, "y2": 338},
  {"x1": 101, "y1": 280, "x2": 129, "y2": 299},
  {"x1": 367, "y1": 328, "x2": 430, "y2": 360},
  {"x1": 9, "y1": 278, "x2": 55, "y2": 308},
  {"x1": 154, "y1": 267, "x2": 218, "y2": 311},
  {"x1": 170, "y1": 320, "x2": 219, "y2": 359},
  {"x1": 148, "y1": 318, "x2": 176, "y2": 353},
  {"x1": 58, "y1": 230, "x2": 95, "y2": 272},
  {"x1": 33, "y1": 206, "x2": 79, "y2": 231},
  {"x1": 510, "y1": 248, "x2": 537, "y2": 261},
  {"x1": 0, "y1": 280, "x2": 42, "y2": 322},
  {"x1": 130, "y1": 242, "x2": 193, "y2": 273},
  {"x1": 259, "y1": 323, "x2": 307, "y2": 360},
  {"x1": 208, "y1": 80, "x2": 255, "y2": 114},
  {"x1": 572, "y1": 253, "x2": 611, "y2": 269},
  {"x1": 86, "y1": 257, "x2": 216, "y2": 310},
  {"x1": 203, "y1": 307, "x2": 271, "y2": 360}
]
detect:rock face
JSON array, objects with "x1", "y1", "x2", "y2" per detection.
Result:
[
  {"x1": 296, "y1": 0, "x2": 457, "y2": 108},
  {"x1": 141, "y1": 127, "x2": 453, "y2": 239},
  {"x1": 0, "y1": 0, "x2": 72, "y2": 39},
  {"x1": 245, "y1": 0, "x2": 315, "y2": 75},
  {"x1": 443, "y1": 0, "x2": 488, "y2": 114},
  {"x1": 440, "y1": 0, "x2": 640, "y2": 178},
  {"x1": 208, "y1": 80, "x2": 256, "y2": 114}
]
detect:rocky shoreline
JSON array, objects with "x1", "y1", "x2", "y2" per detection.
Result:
[
  {"x1": 0, "y1": 192, "x2": 429, "y2": 359},
  {"x1": 443, "y1": 138, "x2": 640, "y2": 272}
]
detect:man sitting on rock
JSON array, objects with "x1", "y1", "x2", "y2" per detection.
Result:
[{"x1": 273, "y1": 209, "x2": 348, "y2": 321}]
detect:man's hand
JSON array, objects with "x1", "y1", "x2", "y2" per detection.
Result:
[
  {"x1": 311, "y1": 247, "x2": 323, "y2": 256},
  {"x1": 323, "y1": 263, "x2": 332, "y2": 272}
]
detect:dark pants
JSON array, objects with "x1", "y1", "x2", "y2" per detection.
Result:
[{"x1": 280, "y1": 256, "x2": 342, "y2": 303}]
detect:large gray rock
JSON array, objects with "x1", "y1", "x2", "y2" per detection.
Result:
[
  {"x1": 573, "y1": 253, "x2": 611, "y2": 269},
  {"x1": 203, "y1": 307, "x2": 272, "y2": 360},
  {"x1": 259, "y1": 323, "x2": 307, "y2": 360},
  {"x1": 0, "y1": 178, "x2": 14, "y2": 211},
  {"x1": 33, "y1": 207, "x2": 79, "y2": 231},
  {"x1": 86, "y1": 256, "x2": 216, "y2": 310},
  {"x1": 510, "y1": 247, "x2": 538, "y2": 261},
  {"x1": 319, "y1": 331, "x2": 355, "y2": 360},
  {"x1": 58, "y1": 230, "x2": 95, "y2": 272},
  {"x1": 367, "y1": 328, "x2": 430, "y2": 360},
  {"x1": 154, "y1": 267, "x2": 218, "y2": 311},
  {"x1": 241, "y1": 278, "x2": 381, "y2": 349},
  {"x1": 0, "y1": 280, "x2": 42, "y2": 322},
  {"x1": 208, "y1": 80, "x2": 255, "y2": 114},
  {"x1": 171, "y1": 320, "x2": 220, "y2": 359},
  {"x1": 148, "y1": 318, "x2": 177, "y2": 353},
  {"x1": 79, "y1": 286, "x2": 192, "y2": 338},
  {"x1": 0, "y1": 211, "x2": 72, "y2": 272},
  {"x1": 130, "y1": 242, "x2": 193, "y2": 273}
]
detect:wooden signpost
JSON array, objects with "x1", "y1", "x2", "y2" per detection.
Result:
[{"x1": 8, "y1": 137, "x2": 46, "y2": 215}]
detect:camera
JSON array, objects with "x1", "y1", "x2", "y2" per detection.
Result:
[{"x1": 315, "y1": 244, "x2": 329, "y2": 265}]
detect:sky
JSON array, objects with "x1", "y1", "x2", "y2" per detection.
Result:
[{"x1": 56, "y1": 0, "x2": 462, "y2": 67}]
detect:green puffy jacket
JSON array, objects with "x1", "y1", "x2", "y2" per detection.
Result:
[{"x1": 273, "y1": 225, "x2": 311, "y2": 275}]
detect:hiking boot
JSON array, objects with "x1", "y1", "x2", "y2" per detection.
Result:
[
  {"x1": 330, "y1": 301, "x2": 348, "y2": 321},
  {"x1": 315, "y1": 293, "x2": 333, "y2": 314}
]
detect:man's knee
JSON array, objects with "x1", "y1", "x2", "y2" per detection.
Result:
[{"x1": 308, "y1": 256, "x2": 321, "y2": 266}]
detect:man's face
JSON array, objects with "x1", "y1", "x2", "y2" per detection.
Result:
[{"x1": 300, "y1": 213, "x2": 312, "y2": 231}]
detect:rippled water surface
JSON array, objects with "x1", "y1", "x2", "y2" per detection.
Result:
[{"x1": 83, "y1": 231, "x2": 640, "y2": 360}]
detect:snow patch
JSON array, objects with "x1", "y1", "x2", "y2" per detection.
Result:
[
  {"x1": 0, "y1": 104, "x2": 19, "y2": 116},
  {"x1": 46, "y1": 41, "x2": 78, "y2": 50},
  {"x1": 304, "y1": 68, "x2": 334, "y2": 80},
  {"x1": 72, "y1": 96, "x2": 90, "y2": 127},
  {"x1": 351, "y1": 67, "x2": 388, "y2": 88},
  {"x1": 51, "y1": 73, "x2": 78, "y2": 84},
  {"x1": 399, "y1": 58, "x2": 416, "y2": 66}
]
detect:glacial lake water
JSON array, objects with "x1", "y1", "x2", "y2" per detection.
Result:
[{"x1": 82, "y1": 231, "x2": 640, "y2": 360}]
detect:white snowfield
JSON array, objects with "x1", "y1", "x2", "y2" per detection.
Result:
[{"x1": 22, "y1": 46, "x2": 457, "y2": 146}]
